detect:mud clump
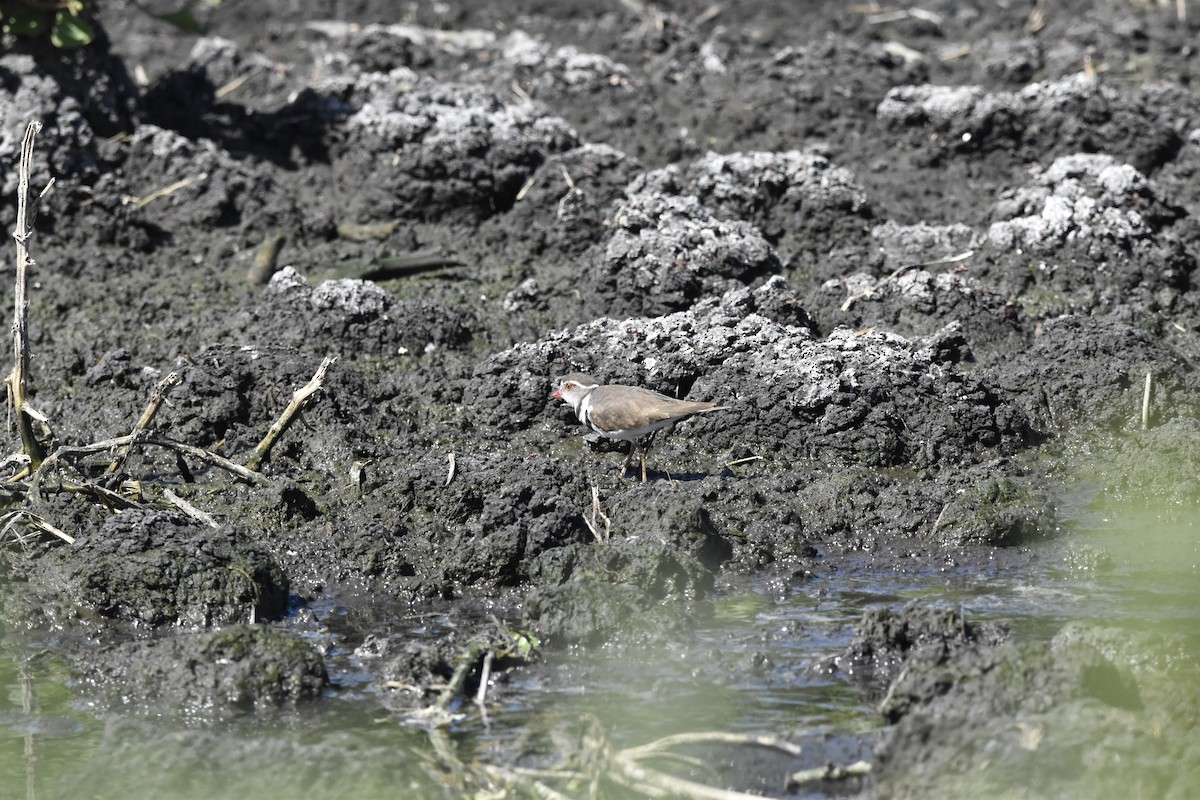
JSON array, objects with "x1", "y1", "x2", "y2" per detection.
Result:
[
  {"x1": 989, "y1": 314, "x2": 1200, "y2": 431},
  {"x1": 246, "y1": 268, "x2": 476, "y2": 359},
  {"x1": 585, "y1": 188, "x2": 782, "y2": 318},
  {"x1": 808, "y1": 267, "x2": 1021, "y2": 354},
  {"x1": 828, "y1": 601, "x2": 1009, "y2": 687},
  {"x1": 313, "y1": 66, "x2": 580, "y2": 222},
  {"x1": 470, "y1": 280, "x2": 1034, "y2": 473},
  {"x1": 8, "y1": 510, "x2": 287, "y2": 630},
  {"x1": 878, "y1": 75, "x2": 1180, "y2": 173},
  {"x1": 79, "y1": 625, "x2": 328, "y2": 715},
  {"x1": 647, "y1": 149, "x2": 876, "y2": 283},
  {"x1": 524, "y1": 493, "x2": 731, "y2": 646},
  {"x1": 868, "y1": 617, "x2": 1198, "y2": 799}
]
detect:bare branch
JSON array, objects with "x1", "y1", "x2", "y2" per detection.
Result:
[
  {"x1": 8, "y1": 121, "x2": 47, "y2": 470},
  {"x1": 31, "y1": 433, "x2": 269, "y2": 488},
  {"x1": 106, "y1": 371, "x2": 182, "y2": 479},
  {"x1": 143, "y1": 436, "x2": 271, "y2": 486},
  {"x1": 245, "y1": 355, "x2": 336, "y2": 471},
  {"x1": 162, "y1": 488, "x2": 220, "y2": 528}
]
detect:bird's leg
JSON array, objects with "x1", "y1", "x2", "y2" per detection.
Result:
[
  {"x1": 622, "y1": 441, "x2": 637, "y2": 478},
  {"x1": 639, "y1": 431, "x2": 659, "y2": 483}
]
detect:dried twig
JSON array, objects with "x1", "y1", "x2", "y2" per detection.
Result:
[
  {"x1": 622, "y1": 731, "x2": 803, "y2": 760},
  {"x1": 0, "y1": 509, "x2": 74, "y2": 545},
  {"x1": 245, "y1": 232, "x2": 286, "y2": 284},
  {"x1": 888, "y1": 249, "x2": 974, "y2": 279},
  {"x1": 608, "y1": 731, "x2": 810, "y2": 800},
  {"x1": 1141, "y1": 370, "x2": 1152, "y2": 431},
  {"x1": 582, "y1": 483, "x2": 611, "y2": 541},
  {"x1": 514, "y1": 175, "x2": 536, "y2": 202},
  {"x1": 246, "y1": 355, "x2": 336, "y2": 471},
  {"x1": 162, "y1": 488, "x2": 220, "y2": 528},
  {"x1": 436, "y1": 640, "x2": 488, "y2": 712},
  {"x1": 320, "y1": 250, "x2": 464, "y2": 282},
  {"x1": 350, "y1": 459, "x2": 369, "y2": 497},
  {"x1": 1027, "y1": 0, "x2": 1047, "y2": 34},
  {"x1": 27, "y1": 438, "x2": 127, "y2": 500},
  {"x1": 105, "y1": 371, "x2": 181, "y2": 479},
  {"x1": 612, "y1": 753, "x2": 766, "y2": 800},
  {"x1": 335, "y1": 221, "x2": 398, "y2": 241},
  {"x1": 724, "y1": 455, "x2": 763, "y2": 469},
  {"x1": 33, "y1": 435, "x2": 144, "y2": 481},
  {"x1": 477, "y1": 764, "x2": 574, "y2": 800},
  {"x1": 215, "y1": 63, "x2": 264, "y2": 98},
  {"x1": 405, "y1": 639, "x2": 489, "y2": 727},
  {"x1": 145, "y1": 436, "x2": 270, "y2": 485},
  {"x1": 789, "y1": 759, "x2": 873, "y2": 786},
  {"x1": 474, "y1": 648, "x2": 494, "y2": 727},
  {"x1": 56, "y1": 478, "x2": 140, "y2": 509},
  {"x1": 865, "y1": 8, "x2": 943, "y2": 27},
  {"x1": 32, "y1": 433, "x2": 268, "y2": 488},
  {"x1": 8, "y1": 121, "x2": 47, "y2": 471},
  {"x1": 557, "y1": 163, "x2": 575, "y2": 190},
  {"x1": 125, "y1": 173, "x2": 207, "y2": 209},
  {"x1": 425, "y1": 710, "x2": 834, "y2": 800}
]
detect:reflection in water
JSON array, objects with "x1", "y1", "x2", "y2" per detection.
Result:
[{"x1": 0, "y1": 489, "x2": 1196, "y2": 799}]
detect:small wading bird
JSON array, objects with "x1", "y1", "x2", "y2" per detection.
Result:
[{"x1": 551, "y1": 373, "x2": 728, "y2": 482}]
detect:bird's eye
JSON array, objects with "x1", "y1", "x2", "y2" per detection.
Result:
[{"x1": 565, "y1": 382, "x2": 575, "y2": 390}]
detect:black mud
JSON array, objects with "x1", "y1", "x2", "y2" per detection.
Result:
[{"x1": 2, "y1": 1, "x2": 1200, "y2": 797}]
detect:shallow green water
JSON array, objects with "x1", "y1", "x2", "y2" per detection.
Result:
[{"x1": 2, "y1": 491, "x2": 1197, "y2": 799}]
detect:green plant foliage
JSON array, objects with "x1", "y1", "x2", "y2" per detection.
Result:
[
  {"x1": 508, "y1": 630, "x2": 539, "y2": 660},
  {"x1": 152, "y1": 9, "x2": 203, "y2": 33},
  {"x1": 1, "y1": 0, "x2": 222, "y2": 47},
  {"x1": 50, "y1": 8, "x2": 95, "y2": 47},
  {"x1": 1, "y1": 2, "x2": 48, "y2": 38},
  {"x1": 151, "y1": 1, "x2": 225, "y2": 34},
  {"x1": 1, "y1": 1, "x2": 95, "y2": 48}
]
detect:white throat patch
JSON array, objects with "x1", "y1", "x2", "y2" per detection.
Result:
[{"x1": 578, "y1": 393, "x2": 593, "y2": 426}]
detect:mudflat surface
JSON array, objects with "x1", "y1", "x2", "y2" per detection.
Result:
[{"x1": 2, "y1": 1, "x2": 1199, "y2": 797}]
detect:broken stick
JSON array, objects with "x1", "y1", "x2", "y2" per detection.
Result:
[
  {"x1": 106, "y1": 370, "x2": 182, "y2": 480},
  {"x1": 8, "y1": 121, "x2": 47, "y2": 471},
  {"x1": 245, "y1": 355, "x2": 336, "y2": 471}
]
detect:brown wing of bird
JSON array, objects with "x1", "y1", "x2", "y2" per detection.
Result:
[{"x1": 588, "y1": 385, "x2": 728, "y2": 430}]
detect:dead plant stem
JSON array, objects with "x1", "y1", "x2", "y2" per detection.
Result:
[
  {"x1": 32, "y1": 433, "x2": 268, "y2": 488},
  {"x1": 246, "y1": 355, "x2": 335, "y2": 471},
  {"x1": 106, "y1": 371, "x2": 181, "y2": 478},
  {"x1": 8, "y1": 121, "x2": 46, "y2": 470}
]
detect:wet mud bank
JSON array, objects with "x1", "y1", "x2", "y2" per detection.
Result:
[{"x1": 2, "y1": 0, "x2": 1200, "y2": 797}]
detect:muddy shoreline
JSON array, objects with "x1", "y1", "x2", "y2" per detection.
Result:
[{"x1": 2, "y1": 1, "x2": 1199, "y2": 797}]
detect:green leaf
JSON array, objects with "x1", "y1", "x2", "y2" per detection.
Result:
[
  {"x1": 2, "y1": 5, "x2": 49, "y2": 38},
  {"x1": 154, "y1": 9, "x2": 203, "y2": 34},
  {"x1": 512, "y1": 630, "x2": 539, "y2": 659},
  {"x1": 50, "y1": 10, "x2": 94, "y2": 48}
]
